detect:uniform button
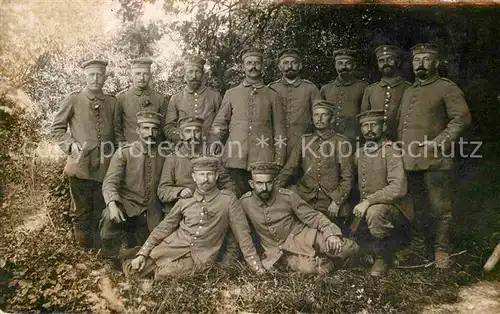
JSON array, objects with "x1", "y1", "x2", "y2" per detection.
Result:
[
  {"x1": 199, "y1": 220, "x2": 203, "y2": 223},
  {"x1": 249, "y1": 126, "x2": 252, "y2": 129},
  {"x1": 199, "y1": 226, "x2": 202, "y2": 229},
  {"x1": 190, "y1": 243, "x2": 194, "y2": 246},
  {"x1": 318, "y1": 187, "x2": 322, "y2": 191},
  {"x1": 200, "y1": 212, "x2": 204, "y2": 216}
]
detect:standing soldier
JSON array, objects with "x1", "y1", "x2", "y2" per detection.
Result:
[
  {"x1": 165, "y1": 55, "x2": 222, "y2": 143},
  {"x1": 100, "y1": 111, "x2": 167, "y2": 258},
  {"x1": 269, "y1": 48, "x2": 321, "y2": 159},
  {"x1": 320, "y1": 49, "x2": 368, "y2": 144},
  {"x1": 115, "y1": 57, "x2": 168, "y2": 145},
  {"x1": 361, "y1": 45, "x2": 411, "y2": 141},
  {"x1": 397, "y1": 43, "x2": 471, "y2": 268},
  {"x1": 210, "y1": 47, "x2": 286, "y2": 197},
  {"x1": 352, "y1": 110, "x2": 412, "y2": 276},
  {"x1": 276, "y1": 100, "x2": 353, "y2": 228},
  {"x1": 51, "y1": 59, "x2": 118, "y2": 248}
]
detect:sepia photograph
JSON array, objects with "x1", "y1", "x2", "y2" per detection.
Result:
[{"x1": 0, "y1": 0, "x2": 499, "y2": 313}]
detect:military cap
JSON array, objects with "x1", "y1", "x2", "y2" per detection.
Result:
[
  {"x1": 183, "y1": 55, "x2": 206, "y2": 69},
  {"x1": 277, "y1": 48, "x2": 301, "y2": 61},
  {"x1": 356, "y1": 109, "x2": 385, "y2": 124},
  {"x1": 82, "y1": 59, "x2": 108, "y2": 69},
  {"x1": 136, "y1": 111, "x2": 163, "y2": 125},
  {"x1": 312, "y1": 99, "x2": 335, "y2": 114},
  {"x1": 374, "y1": 45, "x2": 402, "y2": 58},
  {"x1": 333, "y1": 49, "x2": 356, "y2": 60},
  {"x1": 192, "y1": 156, "x2": 219, "y2": 171},
  {"x1": 240, "y1": 47, "x2": 264, "y2": 61},
  {"x1": 248, "y1": 161, "x2": 280, "y2": 175},
  {"x1": 131, "y1": 56, "x2": 153, "y2": 69},
  {"x1": 411, "y1": 43, "x2": 439, "y2": 56},
  {"x1": 178, "y1": 116, "x2": 204, "y2": 128}
]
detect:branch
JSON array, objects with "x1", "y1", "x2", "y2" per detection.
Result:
[{"x1": 396, "y1": 250, "x2": 467, "y2": 269}]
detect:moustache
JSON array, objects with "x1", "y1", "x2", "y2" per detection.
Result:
[
  {"x1": 415, "y1": 67, "x2": 427, "y2": 72},
  {"x1": 381, "y1": 64, "x2": 394, "y2": 70},
  {"x1": 365, "y1": 132, "x2": 376, "y2": 137}
]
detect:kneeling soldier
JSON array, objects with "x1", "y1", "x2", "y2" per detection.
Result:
[
  {"x1": 241, "y1": 162, "x2": 358, "y2": 274},
  {"x1": 100, "y1": 111, "x2": 167, "y2": 258},
  {"x1": 352, "y1": 110, "x2": 413, "y2": 276},
  {"x1": 124, "y1": 157, "x2": 263, "y2": 279}
]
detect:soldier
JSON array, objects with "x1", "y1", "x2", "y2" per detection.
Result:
[
  {"x1": 210, "y1": 47, "x2": 286, "y2": 197},
  {"x1": 351, "y1": 110, "x2": 412, "y2": 276},
  {"x1": 276, "y1": 100, "x2": 353, "y2": 228},
  {"x1": 361, "y1": 45, "x2": 411, "y2": 141},
  {"x1": 124, "y1": 157, "x2": 264, "y2": 279},
  {"x1": 165, "y1": 55, "x2": 222, "y2": 143},
  {"x1": 157, "y1": 116, "x2": 235, "y2": 212},
  {"x1": 320, "y1": 49, "x2": 368, "y2": 144},
  {"x1": 115, "y1": 57, "x2": 168, "y2": 144},
  {"x1": 100, "y1": 111, "x2": 167, "y2": 258},
  {"x1": 269, "y1": 48, "x2": 321, "y2": 159},
  {"x1": 51, "y1": 59, "x2": 118, "y2": 248},
  {"x1": 397, "y1": 43, "x2": 471, "y2": 268},
  {"x1": 240, "y1": 162, "x2": 359, "y2": 274}
]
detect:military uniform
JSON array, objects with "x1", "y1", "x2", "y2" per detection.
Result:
[
  {"x1": 240, "y1": 186, "x2": 358, "y2": 273},
  {"x1": 100, "y1": 112, "x2": 167, "y2": 256},
  {"x1": 269, "y1": 49, "x2": 321, "y2": 159},
  {"x1": 126, "y1": 184, "x2": 263, "y2": 279},
  {"x1": 397, "y1": 44, "x2": 471, "y2": 257},
  {"x1": 165, "y1": 56, "x2": 222, "y2": 143},
  {"x1": 210, "y1": 48, "x2": 286, "y2": 197},
  {"x1": 50, "y1": 59, "x2": 118, "y2": 248}
]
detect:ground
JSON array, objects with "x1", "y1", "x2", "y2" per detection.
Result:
[{"x1": 0, "y1": 146, "x2": 499, "y2": 313}]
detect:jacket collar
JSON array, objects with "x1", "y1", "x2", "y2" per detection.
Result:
[
  {"x1": 253, "y1": 189, "x2": 277, "y2": 207},
  {"x1": 334, "y1": 76, "x2": 356, "y2": 87},
  {"x1": 177, "y1": 142, "x2": 203, "y2": 158},
  {"x1": 131, "y1": 141, "x2": 158, "y2": 155},
  {"x1": 413, "y1": 74, "x2": 440, "y2": 87},
  {"x1": 314, "y1": 128, "x2": 336, "y2": 140},
  {"x1": 362, "y1": 139, "x2": 387, "y2": 153},
  {"x1": 83, "y1": 88, "x2": 105, "y2": 100},
  {"x1": 185, "y1": 84, "x2": 207, "y2": 94},
  {"x1": 193, "y1": 187, "x2": 220, "y2": 202},
  {"x1": 281, "y1": 76, "x2": 302, "y2": 87},
  {"x1": 130, "y1": 86, "x2": 151, "y2": 96},
  {"x1": 380, "y1": 76, "x2": 404, "y2": 88},
  {"x1": 242, "y1": 78, "x2": 265, "y2": 89}
]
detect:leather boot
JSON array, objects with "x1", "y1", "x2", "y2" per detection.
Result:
[{"x1": 434, "y1": 249, "x2": 451, "y2": 269}]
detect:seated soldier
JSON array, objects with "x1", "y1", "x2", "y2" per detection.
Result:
[
  {"x1": 157, "y1": 116, "x2": 235, "y2": 213},
  {"x1": 240, "y1": 162, "x2": 359, "y2": 274},
  {"x1": 276, "y1": 100, "x2": 354, "y2": 230},
  {"x1": 351, "y1": 110, "x2": 413, "y2": 277},
  {"x1": 100, "y1": 111, "x2": 167, "y2": 258},
  {"x1": 124, "y1": 157, "x2": 263, "y2": 279}
]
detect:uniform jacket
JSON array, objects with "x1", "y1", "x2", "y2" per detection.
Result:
[
  {"x1": 397, "y1": 75, "x2": 471, "y2": 171},
  {"x1": 157, "y1": 144, "x2": 236, "y2": 204},
  {"x1": 320, "y1": 77, "x2": 368, "y2": 142},
  {"x1": 268, "y1": 77, "x2": 321, "y2": 158},
  {"x1": 115, "y1": 86, "x2": 168, "y2": 144},
  {"x1": 240, "y1": 188, "x2": 342, "y2": 269},
  {"x1": 361, "y1": 77, "x2": 411, "y2": 141},
  {"x1": 51, "y1": 88, "x2": 119, "y2": 182},
  {"x1": 137, "y1": 188, "x2": 263, "y2": 271},
  {"x1": 210, "y1": 79, "x2": 286, "y2": 169},
  {"x1": 355, "y1": 140, "x2": 413, "y2": 221},
  {"x1": 165, "y1": 85, "x2": 222, "y2": 142},
  {"x1": 276, "y1": 130, "x2": 353, "y2": 212}
]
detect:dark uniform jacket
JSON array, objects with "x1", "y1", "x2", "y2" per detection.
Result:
[
  {"x1": 165, "y1": 85, "x2": 222, "y2": 142},
  {"x1": 320, "y1": 77, "x2": 368, "y2": 142},
  {"x1": 137, "y1": 188, "x2": 263, "y2": 270},
  {"x1": 355, "y1": 140, "x2": 413, "y2": 221},
  {"x1": 361, "y1": 77, "x2": 411, "y2": 141},
  {"x1": 268, "y1": 77, "x2": 321, "y2": 158},
  {"x1": 115, "y1": 86, "x2": 168, "y2": 144},
  {"x1": 240, "y1": 188, "x2": 342, "y2": 269},
  {"x1": 102, "y1": 141, "x2": 166, "y2": 229},
  {"x1": 210, "y1": 79, "x2": 286, "y2": 169},
  {"x1": 51, "y1": 88, "x2": 119, "y2": 182},
  {"x1": 276, "y1": 130, "x2": 353, "y2": 210},
  {"x1": 397, "y1": 75, "x2": 471, "y2": 171}
]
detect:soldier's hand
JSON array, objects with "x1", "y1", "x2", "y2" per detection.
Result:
[
  {"x1": 327, "y1": 201, "x2": 340, "y2": 217},
  {"x1": 109, "y1": 201, "x2": 126, "y2": 223},
  {"x1": 353, "y1": 200, "x2": 370, "y2": 218},
  {"x1": 70, "y1": 142, "x2": 82, "y2": 156},
  {"x1": 325, "y1": 235, "x2": 343, "y2": 255},
  {"x1": 130, "y1": 255, "x2": 146, "y2": 272},
  {"x1": 179, "y1": 188, "x2": 193, "y2": 199}
]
